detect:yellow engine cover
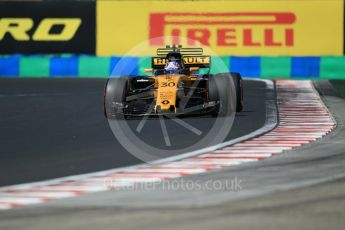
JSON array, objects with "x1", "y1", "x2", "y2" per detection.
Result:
[{"x1": 155, "y1": 75, "x2": 181, "y2": 112}]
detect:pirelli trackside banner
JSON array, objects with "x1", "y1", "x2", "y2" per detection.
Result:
[
  {"x1": 0, "y1": 1, "x2": 95, "y2": 54},
  {"x1": 97, "y1": 0, "x2": 344, "y2": 56}
]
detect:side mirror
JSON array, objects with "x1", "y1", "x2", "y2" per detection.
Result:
[
  {"x1": 189, "y1": 67, "x2": 200, "y2": 72},
  {"x1": 144, "y1": 68, "x2": 153, "y2": 73}
]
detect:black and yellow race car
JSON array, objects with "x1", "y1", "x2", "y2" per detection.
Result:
[{"x1": 104, "y1": 45, "x2": 243, "y2": 119}]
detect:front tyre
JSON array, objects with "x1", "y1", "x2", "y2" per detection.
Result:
[
  {"x1": 208, "y1": 73, "x2": 236, "y2": 116},
  {"x1": 230, "y1": 72, "x2": 244, "y2": 112},
  {"x1": 104, "y1": 77, "x2": 129, "y2": 119}
]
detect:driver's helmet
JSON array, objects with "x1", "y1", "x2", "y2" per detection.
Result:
[{"x1": 164, "y1": 61, "x2": 180, "y2": 74}]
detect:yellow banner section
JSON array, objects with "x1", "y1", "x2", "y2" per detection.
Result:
[{"x1": 97, "y1": 0, "x2": 343, "y2": 56}]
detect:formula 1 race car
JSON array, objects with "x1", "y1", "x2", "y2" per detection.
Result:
[{"x1": 104, "y1": 45, "x2": 243, "y2": 119}]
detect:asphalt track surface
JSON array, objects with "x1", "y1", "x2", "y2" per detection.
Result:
[
  {"x1": 0, "y1": 80, "x2": 344, "y2": 230},
  {"x1": 0, "y1": 78, "x2": 268, "y2": 186}
]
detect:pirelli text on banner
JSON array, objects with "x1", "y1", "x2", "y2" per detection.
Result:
[
  {"x1": 0, "y1": 1, "x2": 96, "y2": 54},
  {"x1": 149, "y1": 12, "x2": 295, "y2": 48},
  {"x1": 97, "y1": 0, "x2": 344, "y2": 56}
]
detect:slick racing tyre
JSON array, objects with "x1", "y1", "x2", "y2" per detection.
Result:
[
  {"x1": 230, "y1": 72, "x2": 244, "y2": 112},
  {"x1": 104, "y1": 77, "x2": 129, "y2": 119},
  {"x1": 208, "y1": 73, "x2": 236, "y2": 116}
]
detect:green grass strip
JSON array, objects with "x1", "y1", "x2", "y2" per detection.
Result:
[
  {"x1": 260, "y1": 56, "x2": 291, "y2": 79},
  {"x1": 138, "y1": 56, "x2": 152, "y2": 75},
  {"x1": 330, "y1": 80, "x2": 345, "y2": 99},
  {"x1": 79, "y1": 56, "x2": 111, "y2": 78},
  {"x1": 210, "y1": 56, "x2": 230, "y2": 74},
  {"x1": 320, "y1": 57, "x2": 345, "y2": 79},
  {"x1": 20, "y1": 56, "x2": 50, "y2": 77}
]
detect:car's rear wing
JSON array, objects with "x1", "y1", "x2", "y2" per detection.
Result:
[
  {"x1": 157, "y1": 47, "x2": 203, "y2": 56},
  {"x1": 152, "y1": 55, "x2": 211, "y2": 69}
]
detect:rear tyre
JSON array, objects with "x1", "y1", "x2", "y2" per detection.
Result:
[
  {"x1": 230, "y1": 72, "x2": 244, "y2": 112},
  {"x1": 208, "y1": 73, "x2": 236, "y2": 116},
  {"x1": 104, "y1": 77, "x2": 129, "y2": 119}
]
